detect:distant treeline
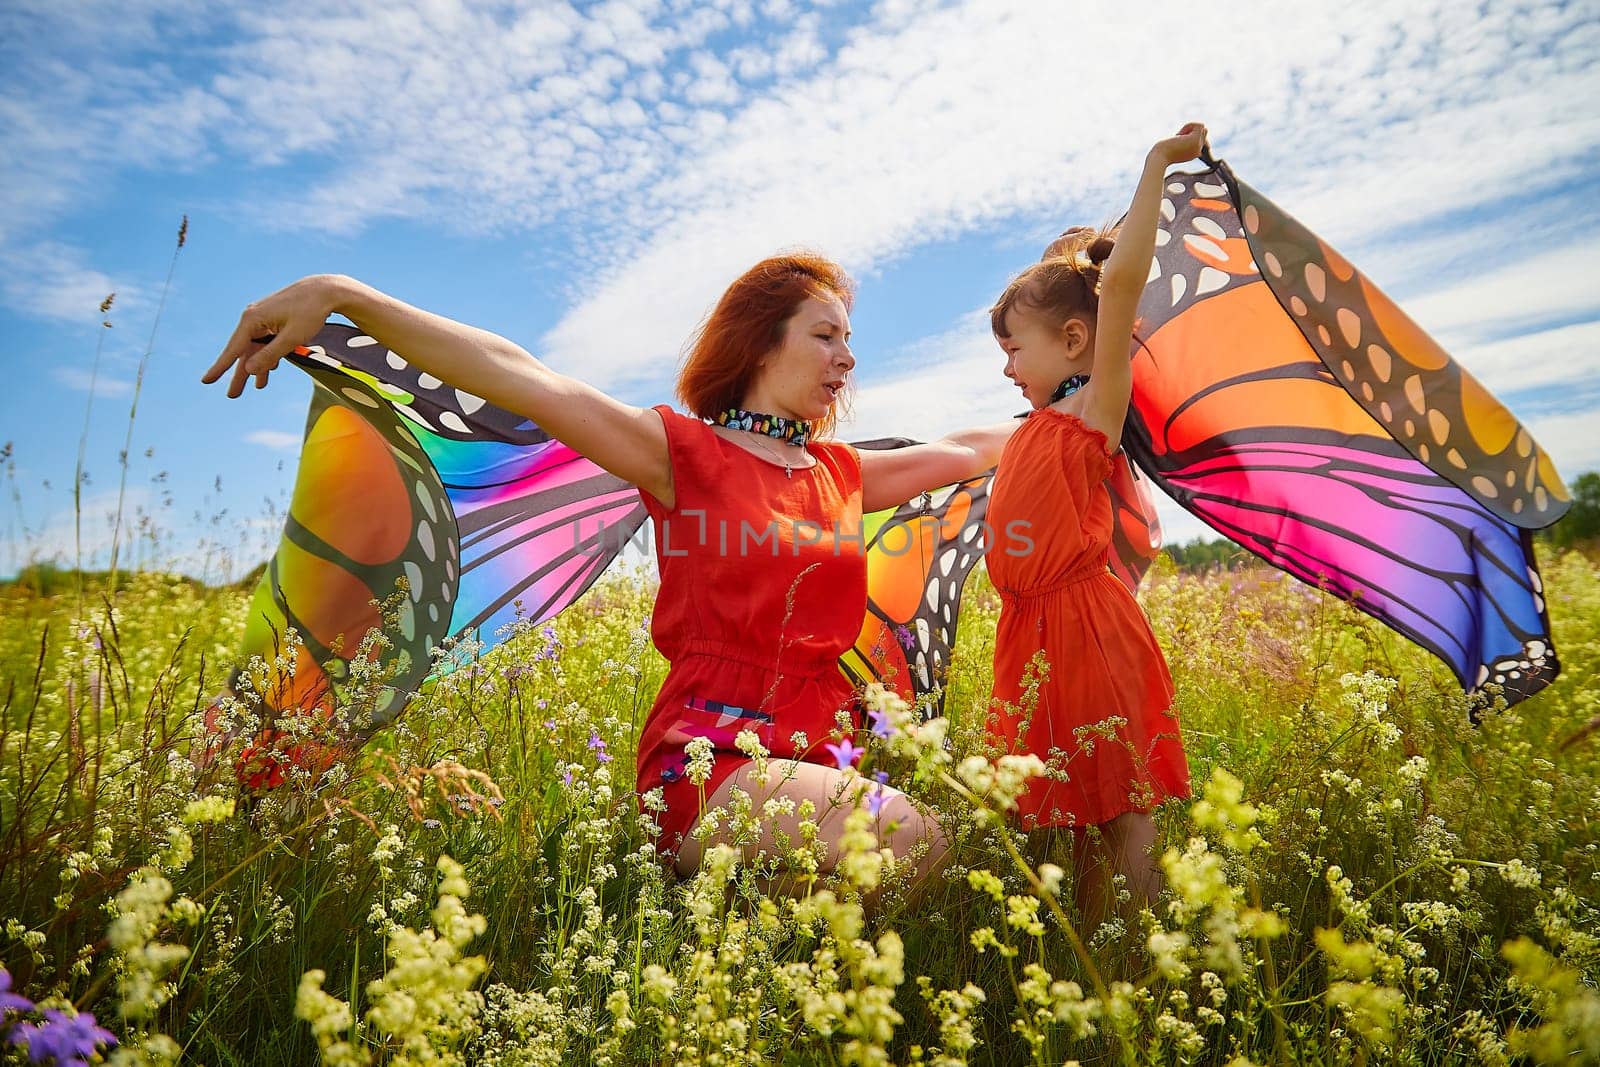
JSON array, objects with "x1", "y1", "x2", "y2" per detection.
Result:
[{"x1": 5, "y1": 474, "x2": 1595, "y2": 593}]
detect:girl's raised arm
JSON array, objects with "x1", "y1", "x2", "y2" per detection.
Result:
[
  {"x1": 1079, "y1": 124, "x2": 1208, "y2": 452},
  {"x1": 203, "y1": 274, "x2": 674, "y2": 506}
]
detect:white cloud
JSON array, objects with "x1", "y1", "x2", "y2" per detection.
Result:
[
  {"x1": 54, "y1": 366, "x2": 133, "y2": 397},
  {"x1": 1401, "y1": 243, "x2": 1600, "y2": 344},
  {"x1": 536, "y1": 0, "x2": 1600, "y2": 385},
  {"x1": 1525, "y1": 408, "x2": 1600, "y2": 481},
  {"x1": 243, "y1": 430, "x2": 300, "y2": 450},
  {"x1": 0, "y1": 242, "x2": 128, "y2": 323},
  {"x1": 1451, "y1": 318, "x2": 1600, "y2": 398}
]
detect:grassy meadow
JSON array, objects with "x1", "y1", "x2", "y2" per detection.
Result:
[{"x1": 1, "y1": 547, "x2": 1598, "y2": 1065}]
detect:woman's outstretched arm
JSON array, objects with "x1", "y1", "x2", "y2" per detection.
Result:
[
  {"x1": 858, "y1": 419, "x2": 1018, "y2": 514},
  {"x1": 203, "y1": 274, "x2": 674, "y2": 506}
]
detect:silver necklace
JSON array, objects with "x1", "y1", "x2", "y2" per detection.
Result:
[{"x1": 745, "y1": 431, "x2": 810, "y2": 478}]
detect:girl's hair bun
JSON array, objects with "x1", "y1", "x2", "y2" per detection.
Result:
[{"x1": 1085, "y1": 235, "x2": 1115, "y2": 265}]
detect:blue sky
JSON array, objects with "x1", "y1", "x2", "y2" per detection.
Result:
[{"x1": 3, "y1": 0, "x2": 1598, "y2": 581}]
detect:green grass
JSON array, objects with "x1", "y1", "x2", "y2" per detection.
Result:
[{"x1": 1, "y1": 553, "x2": 1598, "y2": 1065}]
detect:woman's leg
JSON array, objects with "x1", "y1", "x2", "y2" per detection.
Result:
[{"x1": 674, "y1": 759, "x2": 950, "y2": 890}]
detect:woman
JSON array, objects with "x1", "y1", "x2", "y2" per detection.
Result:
[{"x1": 204, "y1": 254, "x2": 1015, "y2": 884}]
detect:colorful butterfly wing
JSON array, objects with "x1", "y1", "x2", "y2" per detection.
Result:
[
  {"x1": 232, "y1": 361, "x2": 455, "y2": 760},
  {"x1": 1106, "y1": 451, "x2": 1163, "y2": 591},
  {"x1": 1122, "y1": 163, "x2": 1562, "y2": 703},
  {"x1": 841, "y1": 439, "x2": 993, "y2": 717},
  {"x1": 1234, "y1": 175, "x2": 1569, "y2": 527},
  {"x1": 233, "y1": 324, "x2": 642, "y2": 752}
]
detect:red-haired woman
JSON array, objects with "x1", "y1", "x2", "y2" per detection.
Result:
[{"x1": 205, "y1": 254, "x2": 1014, "y2": 885}]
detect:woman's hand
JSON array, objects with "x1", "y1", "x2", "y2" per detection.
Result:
[
  {"x1": 1149, "y1": 122, "x2": 1209, "y2": 167},
  {"x1": 203, "y1": 274, "x2": 349, "y2": 397}
]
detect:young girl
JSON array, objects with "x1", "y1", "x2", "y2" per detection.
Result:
[{"x1": 984, "y1": 125, "x2": 1208, "y2": 928}]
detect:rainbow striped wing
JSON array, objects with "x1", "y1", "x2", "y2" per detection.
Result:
[
  {"x1": 237, "y1": 324, "x2": 644, "y2": 743},
  {"x1": 841, "y1": 451, "x2": 991, "y2": 716},
  {"x1": 841, "y1": 440, "x2": 1162, "y2": 718},
  {"x1": 1122, "y1": 161, "x2": 1565, "y2": 703}
]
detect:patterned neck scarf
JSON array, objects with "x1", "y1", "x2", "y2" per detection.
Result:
[
  {"x1": 713, "y1": 407, "x2": 812, "y2": 447},
  {"x1": 1050, "y1": 373, "x2": 1091, "y2": 404}
]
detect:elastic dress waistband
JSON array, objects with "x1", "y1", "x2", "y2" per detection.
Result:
[
  {"x1": 673, "y1": 638, "x2": 842, "y2": 676},
  {"x1": 993, "y1": 561, "x2": 1113, "y2": 603}
]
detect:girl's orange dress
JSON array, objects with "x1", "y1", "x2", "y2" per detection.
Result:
[
  {"x1": 986, "y1": 407, "x2": 1188, "y2": 828},
  {"x1": 635, "y1": 406, "x2": 867, "y2": 855}
]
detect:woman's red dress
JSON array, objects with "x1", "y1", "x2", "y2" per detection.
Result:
[{"x1": 635, "y1": 406, "x2": 867, "y2": 853}]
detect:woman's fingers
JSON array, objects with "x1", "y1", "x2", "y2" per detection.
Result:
[{"x1": 202, "y1": 315, "x2": 259, "y2": 386}]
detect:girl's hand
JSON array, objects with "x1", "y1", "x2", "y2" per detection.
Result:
[
  {"x1": 1149, "y1": 122, "x2": 1209, "y2": 167},
  {"x1": 203, "y1": 275, "x2": 347, "y2": 398}
]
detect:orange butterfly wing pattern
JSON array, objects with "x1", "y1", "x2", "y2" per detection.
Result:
[{"x1": 1234, "y1": 175, "x2": 1568, "y2": 526}]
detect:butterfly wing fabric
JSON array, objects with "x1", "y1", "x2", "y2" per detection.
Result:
[
  {"x1": 1106, "y1": 451, "x2": 1163, "y2": 591},
  {"x1": 841, "y1": 438, "x2": 992, "y2": 715},
  {"x1": 1122, "y1": 160, "x2": 1565, "y2": 703},
  {"x1": 840, "y1": 439, "x2": 1161, "y2": 717},
  {"x1": 233, "y1": 324, "x2": 645, "y2": 749}
]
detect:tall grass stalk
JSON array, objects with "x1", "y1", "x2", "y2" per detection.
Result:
[
  {"x1": 72, "y1": 293, "x2": 117, "y2": 612},
  {"x1": 106, "y1": 216, "x2": 186, "y2": 591}
]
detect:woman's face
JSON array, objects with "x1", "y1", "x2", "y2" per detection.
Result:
[
  {"x1": 746, "y1": 294, "x2": 855, "y2": 421},
  {"x1": 997, "y1": 305, "x2": 1089, "y2": 408}
]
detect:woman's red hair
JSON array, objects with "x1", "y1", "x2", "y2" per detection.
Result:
[{"x1": 677, "y1": 252, "x2": 855, "y2": 438}]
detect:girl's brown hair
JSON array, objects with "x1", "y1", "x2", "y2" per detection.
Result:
[
  {"x1": 677, "y1": 252, "x2": 855, "y2": 438},
  {"x1": 990, "y1": 225, "x2": 1117, "y2": 338}
]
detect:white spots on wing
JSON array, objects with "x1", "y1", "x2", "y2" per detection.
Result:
[
  {"x1": 1367, "y1": 344, "x2": 1392, "y2": 382},
  {"x1": 1264, "y1": 251, "x2": 1282, "y2": 278},
  {"x1": 1337, "y1": 307, "x2": 1362, "y2": 347},
  {"x1": 1155, "y1": 228, "x2": 1171, "y2": 246},
  {"x1": 1183, "y1": 234, "x2": 1225, "y2": 261},
  {"x1": 404, "y1": 560, "x2": 423, "y2": 600},
  {"x1": 1195, "y1": 182, "x2": 1227, "y2": 198},
  {"x1": 415, "y1": 480, "x2": 437, "y2": 522},
  {"x1": 1404, "y1": 375, "x2": 1426, "y2": 414},
  {"x1": 417, "y1": 520, "x2": 436, "y2": 561},
  {"x1": 1305, "y1": 262, "x2": 1327, "y2": 302},
  {"x1": 1160, "y1": 198, "x2": 1175, "y2": 222},
  {"x1": 454, "y1": 389, "x2": 486, "y2": 415},
  {"x1": 417, "y1": 372, "x2": 443, "y2": 390},
  {"x1": 348, "y1": 335, "x2": 379, "y2": 347},
  {"x1": 1433, "y1": 406, "x2": 1459, "y2": 444},
  {"x1": 1147, "y1": 259, "x2": 1162, "y2": 283},
  {"x1": 439, "y1": 410, "x2": 470, "y2": 434},
  {"x1": 1170, "y1": 273, "x2": 1187, "y2": 306},
  {"x1": 1191, "y1": 216, "x2": 1226, "y2": 240},
  {"x1": 1196, "y1": 266, "x2": 1229, "y2": 295},
  {"x1": 1243, "y1": 204, "x2": 1260, "y2": 234},
  {"x1": 1167, "y1": 181, "x2": 1185, "y2": 194},
  {"x1": 341, "y1": 387, "x2": 379, "y2": 408},
  {"x1": 386, "y1": 351, "x2": 407, "y2": 370},
  {"x1": 393, "y1": 403, "x2": 438, "y2": 434}
]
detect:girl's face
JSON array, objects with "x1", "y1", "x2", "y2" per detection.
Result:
[
  {"x1": 997, "y1": 305, "x2": 1090, "y2": 408},
  {"x1": 745, "y1": 294, "x2": 855, "y2": 420}
]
